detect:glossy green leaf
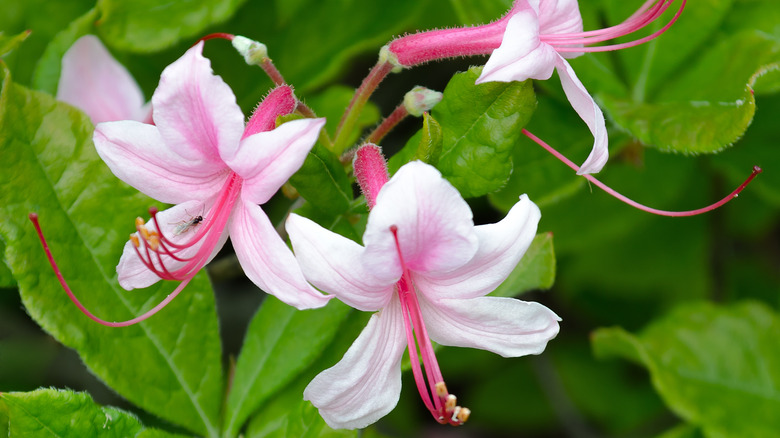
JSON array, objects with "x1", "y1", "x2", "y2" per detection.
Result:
[
  {"x1": 0, "y1": 30, "x2": 30, "y2": 58},
  {"x1": 575, "y1": 0, "x2": 779, "y2": 154},
  {"x1": 2, "y1": 389, "x2": 145, "y2": 437},
  {"x1": 245, "y1": 310, "x2": 369, "y2": 438},
  {"x1": 95, "y1": 0, "x2": 246, "y2": 52},
  {"x1": 0, "y1": 68, "x2": 223, "y2": 437},
  {"x1": 32, "y1": 8, "x2": 99, "y2": 94},
  {"x1": 436, "y1": 68, "x2": 535, "y2": 197},
  {"x1": 490, "y1": 232, "x2": 555, "y2": 298},
  {"x1": 593, "y1": 301, "x2": 780, "y2": 437},
  {"x1": 223, "y1": 298, "x2": 352, "y2": 437},
  {"x1": 289, "y1": 143, "x2": 353, "y2": 218},
  {"x1": 414, "y1": 112, "x2": 443, "y2": 166},
  {"x1": 391, "y1": 68, "x2": 536, "y2": 197}
]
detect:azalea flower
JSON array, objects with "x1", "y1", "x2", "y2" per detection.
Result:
[
  {"x1": 286, "y1": 146, "x2": 560, "y2": 428},
  {"x1": 385, "y1": 0, "x2": 685, "y2": 175},
  {"x1": 58, "y1": 35, "x2": 152, "y2": 124},
  {"x1": 93, "y1": 41, "x2": 330, "y2": 316}
]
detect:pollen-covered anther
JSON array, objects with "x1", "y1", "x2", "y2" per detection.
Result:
[
  {"x1": 137, "y1": 224, "x2": 151, "y2": 241},
  {"x1": 147, "y1": 234, "x2": 160, "y2": 251},
  {"x1": 129, "y1": 234, "x2": 140, "y2": 247}
]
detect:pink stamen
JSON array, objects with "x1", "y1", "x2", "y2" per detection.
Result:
[
  {"x1": 391, "y1": 225, "x2": 469, "y2": 426},
  {"x1": 29, "y1": 213, "x2": 194, "y2": 327},
  {"x1": 547, "y1": 0, "x2": 686, "y2": 53},
  {"x1": 522, "y1": 129, "x2": 762, "y2": 217}
]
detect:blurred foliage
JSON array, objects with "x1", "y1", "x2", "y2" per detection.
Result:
[{"x1": 1, "y1": 0, "x2": 778, "y2": 437}]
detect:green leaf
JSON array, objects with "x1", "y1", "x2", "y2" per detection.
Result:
[
  {"x1": 575, "y1": 0, "x2": 780, "y2": 154},
  {"x1": 289, "y1": 143, "x2": 353, "y2": 218},
  {"x1": 657, "y1": 424, "x2": 706, "y2": 438},
  {"x1": 3, "y1": 389, "x2": 141, "y2": 437},
  {"x1": 94, "y1": 0, "x2": 246, "y2": 52},
  {"x1": 0, "y1": 238, "x2": 15, "y2": 288},
  {"x1": 0, "y1": 30, "x2": 30, "y2": 58},
  {"x1": 391, "y1": 67, "x2": 536, "y2": 198},
  {"x1": 0, "y1": 68, "x2": 223, "y2": 436},
  {"x1": 32, "y1": 8, "x2": 99, "y2": 94},
  {"x1": 223, "y1": 298, "x2": 352, "y2": 437},
  {"x1": 414, "y1": 112, "x2": 443, "y2": 166},
  {"x1": 244, "y1": 311, "x2": 369, "y2": 438},
  {"x1": 490, "y1": 232, "x2": 555, "y2": 298},
  {"x1": 592, "y1": 301, "x2": 780, "y2": 437}
]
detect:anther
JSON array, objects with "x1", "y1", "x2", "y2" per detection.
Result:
[
  {"x1": 135, "y1": 217, "x2": 144, "y2": 227},
  {"x1": 138, "y1": 225, "x2": 150, "y2": 241},
  {"x1": 435, "y1": 382, "x2": 448, "y2": 398},
  {"x1": 457, "y1": 407, "x2": 471, "y2": 423},
  {"x1": 445, "y1": 394, "x2": 457, "y2": 413},
  {"x1": 148, "y1": 235, "x2": 160, "y2": 251},
  {"x1": 130, "y1": 234, "x2": 140, "y2": 247}
]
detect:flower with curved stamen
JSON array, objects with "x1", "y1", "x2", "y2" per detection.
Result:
[
  {"x1": 286, "y1": 147, "x2": 560, "y2": 428},
  {"x1": 94, "y1": 41, "x2": 330, "y2": 314},
  {"x1": 386, "y1": 0, "x2": 685, "y2": 174},
  {"x1": 58, "y1": 35, "x2": 153, "y2": 124}
]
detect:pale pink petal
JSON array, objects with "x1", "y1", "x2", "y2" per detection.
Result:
[
  {"x1": 536, "y1": 0, "x2": 583, "y2": 36},
  {"x1": 420, "y1": 295, "x2": 560, "y2": 357},
  {"x1": 151, "y1": 42, "x2": 245, "y2": 174},
  {"x1": 304, "y1": 298, "x2": 407, "y2": 430},
  {"x1": 227, "y1": 118, "x2": 325, "y2": 205},
  {"x1": 476, "y1": 10, "x2": 558, "y2": 84},
  {"x1": 415, "y1": 195, "x2": 540, "y2": 300},
  {"x1": 57, "y1": 35, "x2": 147, "y2": 124},
  {"x1": 286, "y1": 214, "x2": 395, "y2": 312},
  {"x1": 362, "y1": 162, "x2": 478, "y2": 282},
  {"x1": 229, "y1": 200, "x2": 331, "y2": 309},
  {"x1": 94, "y1": 121, "x2": 229, "y2": 204},
  {"x1": 117, "y1": 200, "x2": 228, "y2": 289},
  {"x1": 554, "y1": 56, "x2": 608, "y2": 174}
]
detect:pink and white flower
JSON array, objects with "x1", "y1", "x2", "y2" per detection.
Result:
[
  {"x1": 386, "y1": 0, "x2": 685, "y2": 175},
  {"x1": 286, "y1": 146, "x2": 560, "y2": 428},
  {"x1": 94, "y1": 41, "x2": 330, "y2": 311},
  {"x1": 58, "y1": 35, "x2": 152, "y2": 124}
]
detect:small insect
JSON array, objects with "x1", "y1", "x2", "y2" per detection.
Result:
[{"x1": 172, "y1": 214, "x2": 204, "y2": 235}]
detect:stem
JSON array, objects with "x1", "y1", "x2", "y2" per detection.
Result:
[
  {"x1": 522, "y1": 129, "x2": 762, "y2": 217},
  {"x1": 333, "y1": 61, "x2": 394, "y2": 154},
  {"x1": 366, "y1": 103, "x2": 410, "y2": 144}
]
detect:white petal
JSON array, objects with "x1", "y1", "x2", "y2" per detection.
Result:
[
  {"x1": 94, "y1": 121, "x2": 228, "y2": 204},
  {"x1": 227, "y1": 118, "x2": 325, "y2": 205},
  {"x1": 538, "y1": 0, "x2": 583, "y2": 36},
  {"x1": 554, "y1": 56, "x2": 608, "y2": 174},
  {"x1": 304, "y1": 298, "x2": 407, "y2": 430},
  {"x1": 229, "y1": 201, "x2": 331, "y2": 309},
  {"x1": 117, "y1": 200, "x2": 227, "y2": 289},
  {"x1": 362, "y1": 162, "x2": 478, "y2": 283},
  {"x1": 57, "y1": 35, "x2": 147, "y2": 124},
  {"x1": 477, "y1": 10, "x2": 558, "y2": 84},
  {"x1": 415, "y1": 195, "x2": 540, "y2": 300},
  {"x1": 286, "y1": 214, "x2": 395, "y2": 312},
  {"x1": 421, "y1": 295, "x2": 560, "y2": 357}
]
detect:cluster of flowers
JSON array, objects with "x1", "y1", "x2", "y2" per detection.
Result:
[{"x1": 34, "y1": 0, "x2": 748, "y2": 430}]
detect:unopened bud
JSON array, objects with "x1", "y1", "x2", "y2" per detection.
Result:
[
  {"x1": 404, "y1": 86, "x2": 443, "y2": 117},
  {"x1": 232, "y1": 35, "x2": 269, "y2": 66}
]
